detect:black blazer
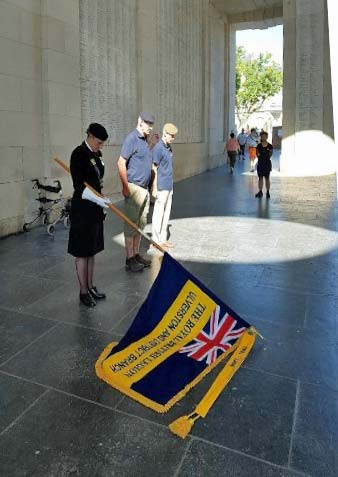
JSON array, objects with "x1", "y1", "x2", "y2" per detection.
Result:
[{"x1": 69, "y1": 142, "x2": 105, "y2": 224}]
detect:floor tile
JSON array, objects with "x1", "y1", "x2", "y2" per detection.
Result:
[
  {"x1": 304, "y1": 294, "x2": 338, "y2": 336},
  {"x1": 190, "y1": 367, "x2": 296, "y2": 466},
  {"x1": 22, "y1": 283, "x2": 145, "y2": 332},
  {"x1": 219, "y1": 284, "x2": 307, "y2": 328},
  {"x1": 1, "y1": 323, "x2": 123, "y2": 407},
  {"x1": 0, "y1": 373, "x2": 45, "y2": 433},
  {"x1": 260, "y1": 263, "x2": 338, "y2": 297},
  {"x1": 178, "y1": 440, "x2": 304, "y2": 477},
  {"x1": 245, "y1": 320, "x2": 338, "y2": 390},
  {"x1": 0, "y1": 391, "x2": 188, "y2": 477},
  {"x1": 289, "y1": 382, "x2": 338, "y2": 477},
  {"x1": 0, "y1": 308, "x2": 55, "y2": 364},
  {"x1": 0, "y1": 271, "x2": 63, "y2": 311}
]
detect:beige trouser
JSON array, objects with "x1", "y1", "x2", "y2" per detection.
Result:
[
  {"x1": 152, "y1": 189, "x2": 173, "y2": 243},
  {"x1": 124, "y1": 182, "x2": 150, "y2": 238}
]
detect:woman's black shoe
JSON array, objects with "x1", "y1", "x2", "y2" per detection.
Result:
[
  {"x1": 89, "y1": 286, "x2": 106, "y2": 299},
  {"x1": 80, "y1": 293, "x2": 96, "y2": 307}
]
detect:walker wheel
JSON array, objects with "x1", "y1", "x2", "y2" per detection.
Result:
[
  {"x1": 47, "y1": 224, "x2": 55, "y2": 236},
  {"x1": 63, "y1": 216, "x2": 70, "y2": 228}
]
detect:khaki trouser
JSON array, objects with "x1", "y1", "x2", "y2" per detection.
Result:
[
  {"x1": 124, "y1": 182, "x2": 150, "y2": 238},
  {"x1": 152, "y1": 189, "x2": 173, "y2": 243}
]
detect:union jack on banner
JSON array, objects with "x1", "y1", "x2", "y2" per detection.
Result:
[{"x1": 179, "y1": 305, "x2": 247, "y2": 365}]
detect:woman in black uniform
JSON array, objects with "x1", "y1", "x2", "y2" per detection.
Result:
[
  {"x1": 255, "y1": 131, "x2": 273, "y2": 199},
  {"x1": 68, "y1": 123, "x2": 111, "y2": 307}
]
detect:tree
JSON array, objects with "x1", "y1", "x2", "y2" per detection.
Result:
[{"x1": 235, "y1": 46, "x2": 283, "y2": 127}]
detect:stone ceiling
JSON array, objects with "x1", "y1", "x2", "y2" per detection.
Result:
[{"x1": 211, "y1": 0, "x2": 283, "y2": 16}]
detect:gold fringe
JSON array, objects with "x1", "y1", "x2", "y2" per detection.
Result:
[
  {"x1": 95, "y1": 338, "x2": 240, "y2": 413},
  {"x1": 95, "y1": 328, "x2": 257, "y2": 416}
]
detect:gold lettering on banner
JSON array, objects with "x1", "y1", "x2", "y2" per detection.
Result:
[{"x1": 103, "y1": 281, "x2": 216, "y2": 386}]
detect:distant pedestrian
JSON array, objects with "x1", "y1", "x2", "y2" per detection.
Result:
[
  {"x1": 255, "y1": 131, "x2": 273, "y2": 199},
  {"x1": 224, "y1": 133, "x2": 240, "y2": 174},
  {"x1": 237, "y1": 128, "x2": 247, "y2": 160},
  {"x1": 246, "y1": 128, "x2": 258, "y2": 172}
]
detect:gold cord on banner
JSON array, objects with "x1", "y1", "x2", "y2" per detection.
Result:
[{"x1": 169, "y1": 327, "x2": 257, "y2": 439}]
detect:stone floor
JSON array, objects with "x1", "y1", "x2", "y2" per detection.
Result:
[{"x1": 0, "y1": 154, "x2": 338, "y2": 476}]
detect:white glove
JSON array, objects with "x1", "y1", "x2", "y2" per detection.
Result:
[{"x1": 82, "y1": 187, "x2": 111, "y2": 209}]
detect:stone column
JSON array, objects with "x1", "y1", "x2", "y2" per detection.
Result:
[
  {"x1": 327, "y1": 0, "x2": 338, "y2": 186},
  {"x1": 281, "y1": 0, "x2": 335, "y2": 175},
  {"x1": 207, "y1": 4, "x2": 226, "y2": 169},
  {"x1": 227, "y1": 25, "x2": 237, "y2": 136}
]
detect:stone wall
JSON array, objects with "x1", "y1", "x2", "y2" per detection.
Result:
[
  {"x1": 0, "y1": 0, "x2": 81, "y2": 236},
  {"x1": 0, "y1": 0, "x2": 43, "y2": 236},
  {"x1": 0, "y1": 0, "x2": 227, "y2": 237}
]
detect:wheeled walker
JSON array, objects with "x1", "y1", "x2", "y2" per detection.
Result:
[{"x1": 23, "y1": 179, "x2": 71, "y2": 236}]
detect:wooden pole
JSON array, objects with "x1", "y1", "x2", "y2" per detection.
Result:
[{"x1": 53, "y1": 157, "x2": 166, "y2": 254}]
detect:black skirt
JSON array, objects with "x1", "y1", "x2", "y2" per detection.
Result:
[
  {"x1": 257, "y1": 159, "x2": 272, "y2": 178},
  {"x1": 67, "y1": 199, "x2": 104, "y2": 257}
]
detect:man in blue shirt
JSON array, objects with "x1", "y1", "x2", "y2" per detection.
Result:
[
  {"x1": 117, "y1": 112, "x2": 155, "y2": 272},
  {"x1": 151, "y1": 123, "x2": 178, "y2": 248}
]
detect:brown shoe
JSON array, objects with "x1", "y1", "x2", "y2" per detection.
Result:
[
  {"x1": 126, "y1": 257, "x2": 144, "y2": 272},
  {"x1": 135, "y1": 253, "x2": 151, "y2": 267}
]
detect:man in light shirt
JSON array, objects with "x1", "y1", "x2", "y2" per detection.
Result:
[{"x1": 237, "y1": 128, "x2": 247, "y2": 160}]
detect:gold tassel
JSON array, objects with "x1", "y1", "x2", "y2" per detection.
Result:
[
  {"x1": 169, "y1": 412, "x2": 200, "y2": 439},
  {"x1": 169, "y1": 328, "x2": 257, "y2": 438}
]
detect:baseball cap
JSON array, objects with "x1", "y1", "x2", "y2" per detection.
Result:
[
  {"x1": 164, "y1": 123, "x2": 178, "y2": 135},
  {"x1": 140, "y1": 112, "x2": 155, "y2": 124}
]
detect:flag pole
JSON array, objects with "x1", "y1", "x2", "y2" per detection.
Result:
[{"x1": 53, "y1": 157, "x2": 166, "y2": 254}]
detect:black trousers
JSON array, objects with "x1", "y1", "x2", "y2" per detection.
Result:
[{"x1": 228, "y1": 151, "x2": 237, "y2": 167}]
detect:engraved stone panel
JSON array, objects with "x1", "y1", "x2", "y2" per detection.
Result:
[
  {"x1": 295, "y1": 0, "x2": 324, "y2": 131},
  {"x1": 209, "y1": 12, "x2": 225, "y2": 142},
  {"x1": 155, "y1": 0, "x2": 204, "y2": 143},
  {"x1": 79, "y1": 0, "x2": 138, "y2": 144}
]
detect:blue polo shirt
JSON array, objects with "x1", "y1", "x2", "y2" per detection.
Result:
[
  {"x1": 121, "y1": 129, "x2": 152, "y2": 187},
  {"x1": 152, "y1": 139, "x2": 173, "y2": 191}
]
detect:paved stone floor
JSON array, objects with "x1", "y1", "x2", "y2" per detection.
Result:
[{"x1": 1, "y1": 154, "x2": 338, "y2": 476}]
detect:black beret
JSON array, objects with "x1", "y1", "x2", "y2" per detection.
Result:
[{"x1": 87, "y1": 123, "x2": 108, "y2": 141}]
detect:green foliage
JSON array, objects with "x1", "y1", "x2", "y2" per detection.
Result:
[{"x1": 235, "y1": 46, "x2": 283, "y2": 124}]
